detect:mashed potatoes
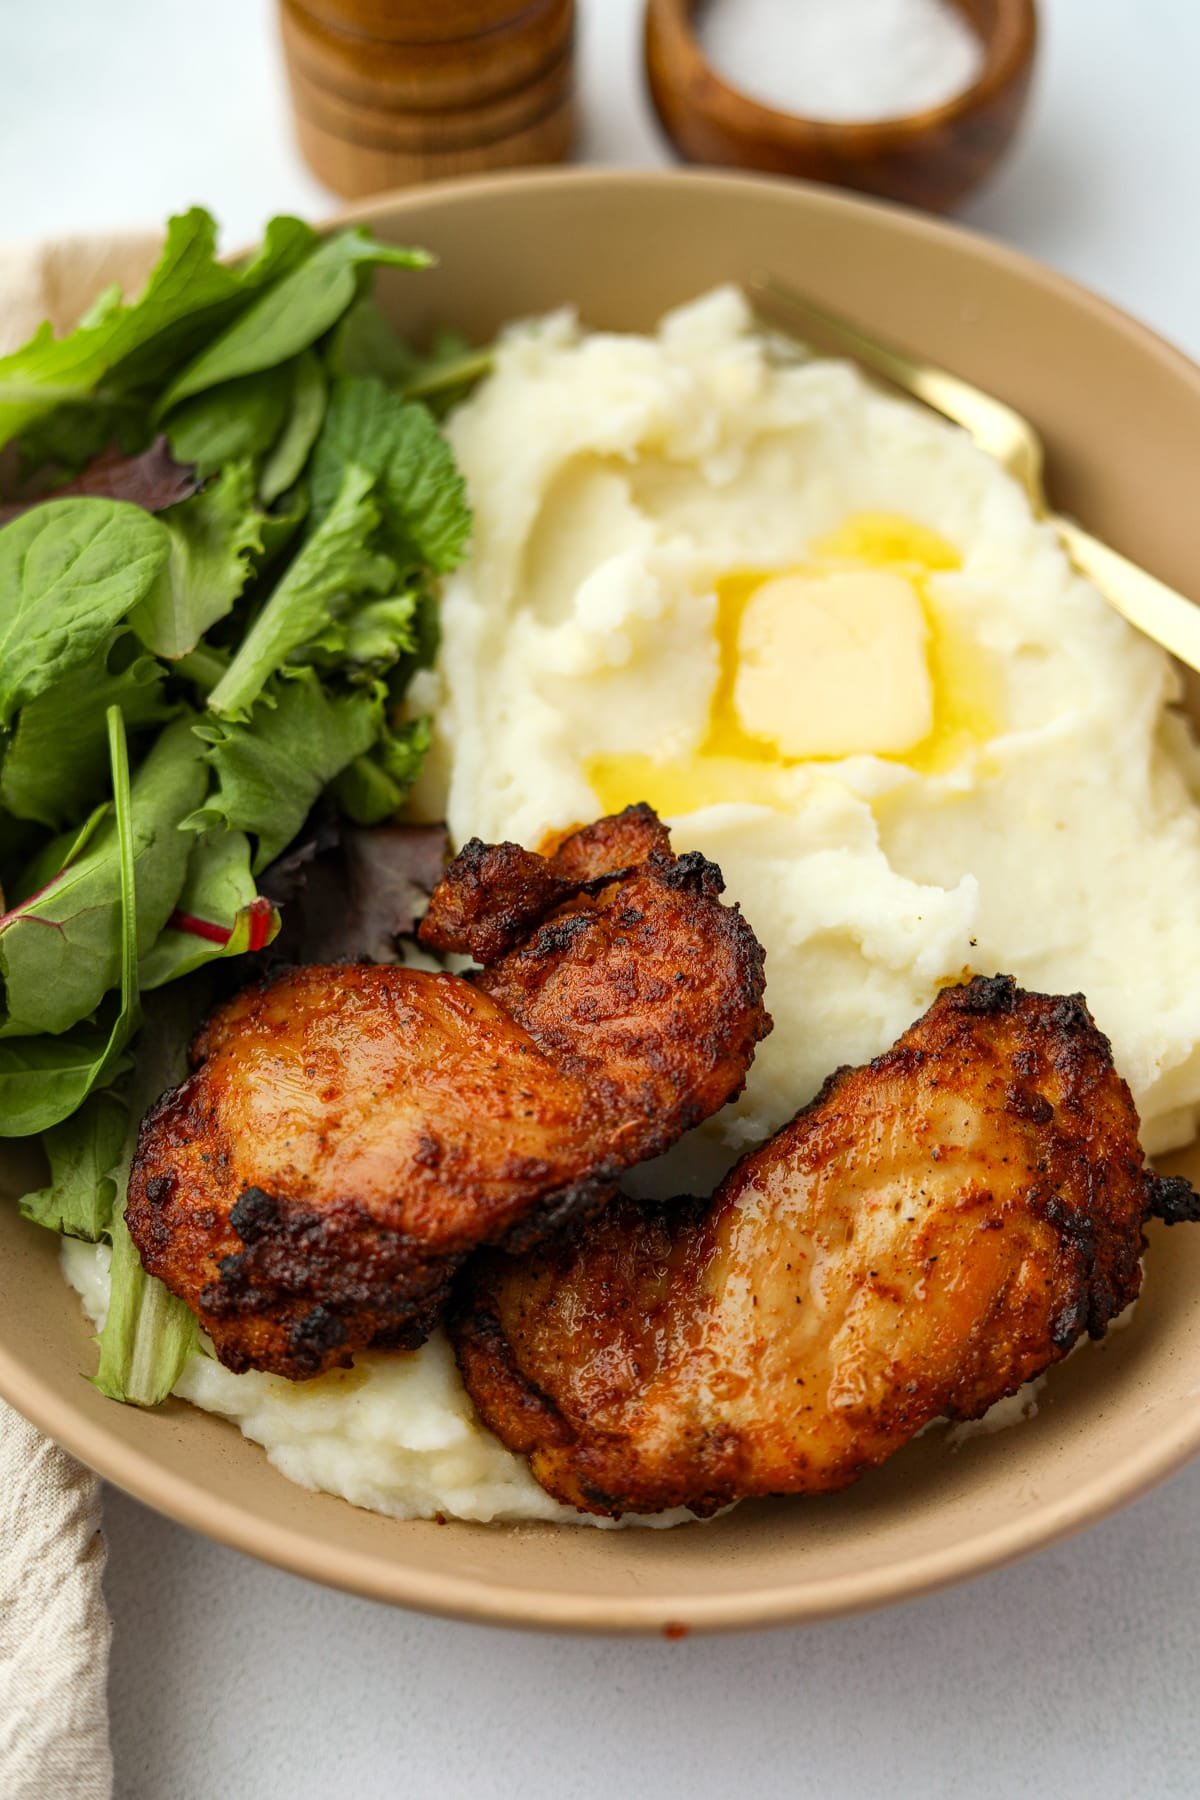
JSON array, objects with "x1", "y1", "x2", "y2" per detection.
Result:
[
  {"x1": 68, "y1": 290, "x2": 1200, "y2": 1528},
  {"x1": 428, "y1": 286, "x2": 1200, "y2": 1165},
  {"x1": 62, "y1": 1239, "x2": 686, "y2": 1528}
]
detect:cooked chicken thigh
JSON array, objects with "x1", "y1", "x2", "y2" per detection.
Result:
[
  {"x1": 126, "y1": 808, "x2": 769, "y2": 1377},
  {"x1": 453, "y1": 975, "x2": 1198, "y2": 1518}
]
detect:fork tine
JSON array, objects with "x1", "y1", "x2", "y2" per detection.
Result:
[{"x1": 748, "y1": 274, "x2": 1045, "y2": 503}]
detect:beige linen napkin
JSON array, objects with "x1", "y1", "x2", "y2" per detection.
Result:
[{"x1": 0, "y1": 226, "x2": 162, "y2": 1800}]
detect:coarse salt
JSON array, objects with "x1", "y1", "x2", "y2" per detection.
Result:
[{"x1": 698, "y1": 0, "x2": 985, "y2": 123}]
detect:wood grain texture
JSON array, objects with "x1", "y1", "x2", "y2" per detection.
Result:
[
  {"x1": 280, "y1": 0, "x2": 573, "y2": 109},
  {"x1": 297, "y1": 0, "x2": 540, "y2": 42},
  {"x1": 290, "y1": 87, "x2": 575, "y2": 195},
  {"x1": 278, "y1": 0, "x2": 575, "y2": 194},
  {"x1": 644, "y1": 0, "x2": 1037, "y2": 213}
]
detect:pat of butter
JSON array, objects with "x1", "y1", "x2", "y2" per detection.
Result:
[{"x1": 733, "y1": 569, "x2": 933, "y2": 758}]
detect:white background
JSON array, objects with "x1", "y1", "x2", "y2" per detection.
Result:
[{"x1": 3, "y1": 2, "x2": 1200, "y2": 1795}]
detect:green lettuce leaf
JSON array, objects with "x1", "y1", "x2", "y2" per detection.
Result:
[
  {"x1": 228, "y1": 216, "x2": 320, "y2": 293},
  {"x1": 0, "y1": 706, "x2": 140, "y2": 1135},
  {"x1": 310, "y1": 377, "x2": 470, "y2": 574},
  {"x1": 0, "y1": 499, "x2": 170, "y2": 726},
  {"x1": 139, "y1": 827, "x2": 278, "y2": 988},
  {"x1": 328, "y1": 297, "x2": 420, "y2": 384},
  {"x1": 400, "y1": 329, "x2": 493, "y2": 417},
  {"x1": 338, "y1": 589, "x2": 420, "y2": 671},
  {"x1": 259, "y1": 350, "x2": 326, "y2": 505},
  {"x1": 160, "y1": 231, "x2": 432, "y2": 412},
  {"x1": 14, "y1": 800, "x2": 111, "y2": 902},
  {"x1": 94, "y1": 1210, "x2": 200, "y2": 1405},
  {"x1": 206, "y1": 463, "x2": 393, "y2": 721},
  {"x1": 20, "y1": 1088, "x2": 127, "y2": 1239},
  {"x1": 165, "y1": 366, "x2": 292, "y2": 478},
  {"x1": 92, "y1": 982, "x2": 204, "y2": 1405},
  {"x1": 333, "y1": 715, "x2": 431, "y2": 825},
  {"x1": 0, "y1": 209, "x2": 315, "y2": 449},
  {"x1": 0, "y1": 1018, "x2": 133, "y2": 1137},
  {"x1": 190, "y1": 668, "x2": 384, "y2": 871},
  {"x1": 128, "y1": 461, "x2": 263, "y2": 660},
  {"x1": 0, "y1": 716, "x2": 205, "y2": 1036},
  {"x1": 0, "y1": 635, "x2": 172, "y2": 829},
  {"x1": 328, "y1": 303, "x2": 491, "y2": 417}
]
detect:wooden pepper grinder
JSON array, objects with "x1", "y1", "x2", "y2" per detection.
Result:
[{"x1": 280, "y1": 0, "x2": 576, "y2": 196}]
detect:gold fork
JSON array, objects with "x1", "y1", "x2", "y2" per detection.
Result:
[{"x1": 749, "y1": 275, "x2": 1200, "y2": 675}]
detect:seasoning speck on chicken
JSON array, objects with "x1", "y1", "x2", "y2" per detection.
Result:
[
  {"x1": 125, "y1": 807, "x2": 770, "y2": 1379},
  {"x1": 452, "y1": 975, "x2": 1196, "y2": 1518}
]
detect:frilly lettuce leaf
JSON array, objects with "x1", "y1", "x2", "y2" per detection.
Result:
[
  {"x1": 189, "y1": 668, "x2": 384, "y2": 872},
  {"x1": 334, "y1": 715, "x2": 432, "y2": 826},
  {"x1": 129, "y1": 460, "x2": 264, "y2": 660},
  {"x1": 205, "y1": 463, "x2": 392, "y2": 720},
  {"x1": 310, "y1": 376, "x2": 470, "y2": 574},
  {"x1": 19, "y1": 1089, "x2": 127, "y2": 1239}
]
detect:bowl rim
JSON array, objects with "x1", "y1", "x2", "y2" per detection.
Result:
[{"x1": 5, "y1": 164, "x2": 1200, "y2": 1634}]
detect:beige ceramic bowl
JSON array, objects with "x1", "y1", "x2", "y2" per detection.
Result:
[{"x1": 3, "y1": 170, "x2": 1200, "y2": 1635}]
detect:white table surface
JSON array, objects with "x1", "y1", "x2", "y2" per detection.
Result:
[{"x1": 4, "y1": 2, "x2": 1200, "y2": 1795}]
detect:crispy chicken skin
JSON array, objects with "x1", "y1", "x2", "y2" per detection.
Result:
[
  {"x1": 423, "y1": 807, "x2": 769, "y2": 1155},
  {"x1": 453, "y1": 976, "x2": 1197, "y2": 1519},
  {"x1": 126, "y1": 808, "x2": 770, "y2": 1378}
]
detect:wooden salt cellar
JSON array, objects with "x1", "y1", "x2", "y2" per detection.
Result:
[
  {"x1": 280, "y1": 0, "x2": 576, "y2": 196},
  {"x1": 644, "y1": 0, "x2": 1037, "y2": 213}
]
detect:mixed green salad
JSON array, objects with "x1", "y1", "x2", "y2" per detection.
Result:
[{"x1": 0, "y1": 208, "x2": 483, "y2": 1403}]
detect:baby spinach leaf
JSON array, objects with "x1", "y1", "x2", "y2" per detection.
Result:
[
  {"x1": 206, "y1": 464, "x2": 393, "y2": 721},
  {"x1": 0, "y1": 635, "x2": 172, "y2": 829},
  {"x1": 165, "y1": 366, "x2": 293, "y2": 478},
  {"x1": 310, "y1": 377, "x2": 470, "y2": 574},
  {"x1": 328, "y1": 297, "x2": 421, "y2": 384},
  {"x1": 0, "y1": 716, "x2": 205, "y2": 1036},
  {"x1": 159, "y1": 231, "x2": 432, "y2": 413},
  {"x1": 95, "y1": 215, "x2": 317, "y2": 408},
  {"x1": 0, "y1": 706, "x2": 140, "y2": 1135},
  {"x1": 0, "y1": 1020, "x2": 133, "y2": 1138},
  {"x1": 0, "y1": 212, "x2": 225, "y2": 445},
  {"x1": 139, "y1": 827, "x2": 278, "y2": 988},
  {"x1": 259, "y1": 351, "x2": 326, "y2": 505},
  {"x1": 0, "y1": 499, "x2": 170, "y2": 727},
  {"x1": 14, "y1": 800, "x2": 112, "y2": 903},
  {"x1": 129, "y1": 461, "x2": 263, "y2": 660},
  {"x1": 0, "y1": 210, "x2": 320, "y2": 453},
  {"x1": 190, "y1": 669, "x2": 384, "y2": 871},
  {"x1": 229, "y1": 215, "x2": 318, "y2": 293},
  {"x1": 20, "y1": 1088, "x2": 128, "y2": 1239}
]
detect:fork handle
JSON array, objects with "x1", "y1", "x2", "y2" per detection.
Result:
[{"x1": 1051, "y1": 516, "x2": 1200, "y2": 676}]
